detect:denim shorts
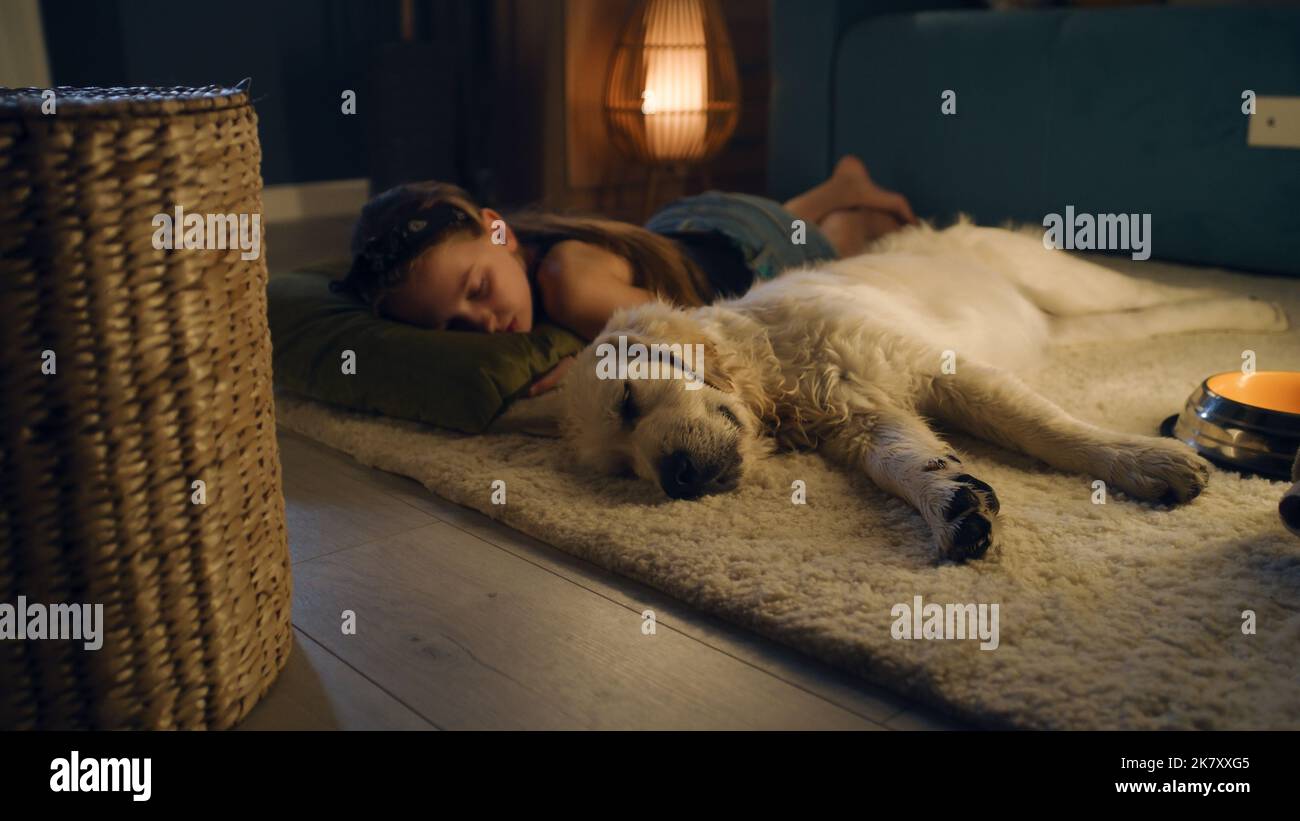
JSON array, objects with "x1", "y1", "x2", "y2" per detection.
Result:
[{"x1": 644, "y1": 191, "x2": 839, "y2": 284}]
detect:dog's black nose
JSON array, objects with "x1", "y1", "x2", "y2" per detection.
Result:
[
  {"x1": 659, "y1": 450, "x2": 735, "y2": 500},
  {"x1": 660, "y1": 450, "x2": 708, "y2": 499}
]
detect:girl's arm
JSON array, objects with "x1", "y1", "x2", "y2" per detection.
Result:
[{"x1": 538, "y1": 241, "x2": 658, "y2": 340}]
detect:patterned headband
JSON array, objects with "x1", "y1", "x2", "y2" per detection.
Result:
[{"x1": 342, "y1": 201, "x2": 476, "y2": 294}]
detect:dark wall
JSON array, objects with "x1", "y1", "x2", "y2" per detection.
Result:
[{"x1": 39, "y1": 0, "x2": 493, "y2": 194}]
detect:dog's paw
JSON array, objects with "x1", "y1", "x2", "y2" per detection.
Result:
[
  {"x1": 1104, "y1": 437, "x2": 1210, "y2": 506},
  {"x1": 932, "y1": 473, "x2": 1000, "y2": 561}
]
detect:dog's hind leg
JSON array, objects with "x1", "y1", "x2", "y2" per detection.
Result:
[
  {"x1": 1049, "y1": 296, "x2": 1289, "y2": 345},
  {"x1": 924, "y1": 361, "x2": 1210, "y2": 505},
  {"x1": 964, "y1": 226, "x2": 1230, "y2": 315},
  {"x1": 819, "y1": 403, "x2": 1001, "y2": 562}
]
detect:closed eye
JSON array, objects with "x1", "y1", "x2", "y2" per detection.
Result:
[
  {"x1": 717, "y1": 404, "x2": 742, "y2": 430},
  {"x1": 620, "y1": 381, "x2": 638, "y2": 426}
]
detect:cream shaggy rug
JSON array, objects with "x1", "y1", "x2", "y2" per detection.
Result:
[{"x1": 275, "y1": 256, "x2": 1300, "y2": 730}]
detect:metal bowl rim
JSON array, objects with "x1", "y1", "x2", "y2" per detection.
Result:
[{"x1": 1199, "y1": 372, "x2": 1300, "y2": 422}]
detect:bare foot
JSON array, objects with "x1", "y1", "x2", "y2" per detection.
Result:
[
  {"x1": 833, "y1": 155, "x2": 871, "y2": 188},
  {"x1": 832, "y1": 155, "x2": 917, "y2": 224},
  {"x1": 821, "y1": 207, "x2": 907, "y2": 257},
  {"x1": 783, "y1": 157, "x2": 919, "y2": 226},
  {"x1": 859, "y1": 207, "x2": 906, "y2": 242}
]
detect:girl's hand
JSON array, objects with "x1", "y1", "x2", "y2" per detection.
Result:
[{"x1": 527, "y1": 355, "x2": 575, "y2": 397}]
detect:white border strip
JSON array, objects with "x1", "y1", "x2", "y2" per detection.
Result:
[{"x1": 262, "y1": 178, "x2": 370, "y2": 223}]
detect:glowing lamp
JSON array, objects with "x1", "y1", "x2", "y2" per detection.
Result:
[{"x1": 604, "y1": 0, "x2": 741, "y2": 167}]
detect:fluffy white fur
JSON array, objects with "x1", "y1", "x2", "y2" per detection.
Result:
[{"x1": 499, "y1": 220, "x2": 1290, "y2": 561}]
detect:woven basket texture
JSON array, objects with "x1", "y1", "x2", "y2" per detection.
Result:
[{"x1": 0, "y1": 82, "x2": 292, "y2": 729}]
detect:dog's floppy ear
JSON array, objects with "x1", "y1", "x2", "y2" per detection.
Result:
[
  {"x1": 698, "y1": 335, "x2": 738, "y2": 394},
  {"x1": 698, "y1": 327, "x2": 784, "y2": 431},
  {"x1": 617, "y1": 309, "x2": 738, "y2": 395},
  {"x1": 487, "y1": 386, "x2": 566, "y2": 438}
]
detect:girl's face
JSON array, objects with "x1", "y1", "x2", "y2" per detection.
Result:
[{"x1": 380, "y1": 207, "x2": 534, "y2": 334}]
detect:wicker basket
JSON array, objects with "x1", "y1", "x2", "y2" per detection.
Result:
[{"x1": 0, "y1": 82, "x2": 292, "y2": 729}]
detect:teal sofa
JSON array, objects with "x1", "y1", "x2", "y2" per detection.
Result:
[{"x1": 769, "y1": 1, "x2": 1300, "y2": 275}]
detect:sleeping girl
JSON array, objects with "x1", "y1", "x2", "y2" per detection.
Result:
[{"x1": 329, "y1": 155, "x2": 914, "y2": 395}]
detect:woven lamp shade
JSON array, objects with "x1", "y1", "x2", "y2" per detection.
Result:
[
  {"x1": 604, "y1": 0, "x2": 741, "y2": 165},
  {"x1": 0, "y1": 83, "x2": 292, "y2": 729}
]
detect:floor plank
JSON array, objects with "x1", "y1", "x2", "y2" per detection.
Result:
[
  {"x1": 420, "y1": 497, "x2": 920, "y2": 721},
  {"x1": 884, "y1": 706, "x2": 971, "y2": 731},
  {"x1": 275, "y1": 427, "x2": 976, "y2": 730},
  {"x1": 333, "y1": 450, "x2": 921, "y2": 725},
  {"x1": 278, "y1": 432, "x2": 440, "y2": 563},
  {"x1": 238, "y1": 628, "x2": 436, "y2": 730},
  {"x1": 291, "y1": 521, "x2": 883, "y2": 730}
]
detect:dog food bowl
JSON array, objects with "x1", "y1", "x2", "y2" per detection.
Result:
[{"x1": 1161, "y1": 371, "x2": 1300, "y2": 480}]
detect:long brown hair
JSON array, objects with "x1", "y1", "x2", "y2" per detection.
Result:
[{"x1": 330, "y1": 181, "x2": 717, "y2": 320}]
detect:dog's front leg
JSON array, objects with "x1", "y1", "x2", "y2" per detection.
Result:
[
  {"x1": 925, "y1": 361, "x2": 1209, "y2": 505},
  {"x1": 820, "y1": 405, "x2": 1001, "y2": 561}
]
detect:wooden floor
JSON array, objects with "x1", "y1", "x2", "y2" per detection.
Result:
[{"x1": 237, "y1": 428, "x2": 974, "y2": 730}]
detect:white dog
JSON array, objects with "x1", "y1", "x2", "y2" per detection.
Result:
[{"x1": 493, "y1": 220, "x2": 1289, "y2": 560}]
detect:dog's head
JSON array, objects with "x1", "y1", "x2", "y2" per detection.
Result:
[{"x1": 559, "y1": 301, "x2": 774, "y2": 500}]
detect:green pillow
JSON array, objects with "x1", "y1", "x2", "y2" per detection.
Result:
[{"x1": 267, "y1": 260, "x2": 587, "y2": 433}]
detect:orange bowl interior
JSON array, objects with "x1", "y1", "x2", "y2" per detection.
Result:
[{"x1": 1206, "y1": 371, "x2": 1300, "y2": 414}]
